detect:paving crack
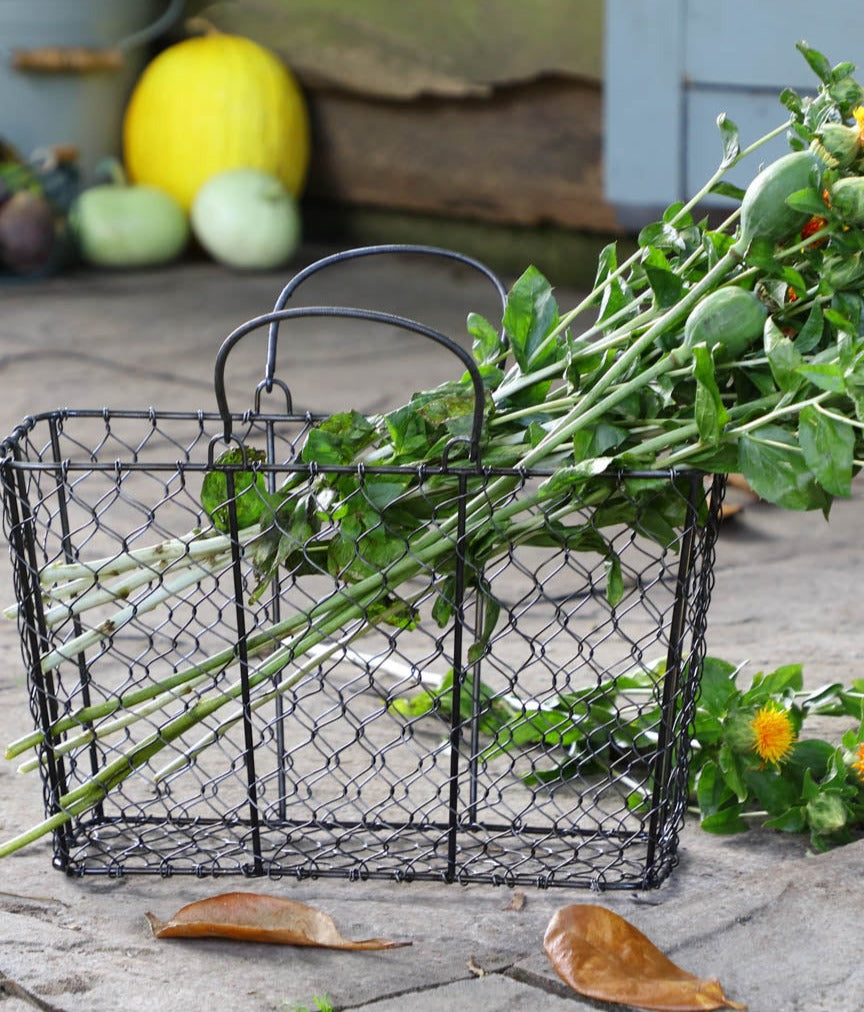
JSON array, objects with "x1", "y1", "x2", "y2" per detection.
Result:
[
  {"x1": 336, "y1": 956, "x2": 598, "y2": 1010},
  {"x1": 335, "y1": 963, "x2": 517, "y2": 1010},
  {"x1": 663, "y1": 880, "x2": 794, "y2": 958},
  {"x1": 503, "y1": 965, "x2": 591, "y2": 1004},
  {"x1": 0, "y1": 348, "x2": 211, "y2": 391},
  {"x1": 0, "y1": 970, "x2": 67, "y2": 1012}
]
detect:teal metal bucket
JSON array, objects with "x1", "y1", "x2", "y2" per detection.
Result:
[{"x1": 0, "y1": 0, "x2": 184, "y2": 179}]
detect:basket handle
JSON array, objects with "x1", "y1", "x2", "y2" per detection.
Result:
[
  {"x1": 262, "y1": 244, "x2": 509, "y2": 393},
  {"x1": 10, "y1": 0, "x2": 185, "y2": 73},
  {"x1": 213, "y1": 305, "x2": 488, "y2": 464}
]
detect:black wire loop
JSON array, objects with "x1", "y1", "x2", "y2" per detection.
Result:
[
  {"x1": 263, "y1": 244, "x2": 510, "y2": 392},
  {"x1": 254, "y1": 377, "x2": 293, "y2": 416},
  {"x1": 213, "y1": 305, "x2": 488, "y2": 463}
]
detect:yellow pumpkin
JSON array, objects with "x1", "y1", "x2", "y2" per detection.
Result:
[{"x1": 123, "y1": 33, "x2": 310, "y2": 211}]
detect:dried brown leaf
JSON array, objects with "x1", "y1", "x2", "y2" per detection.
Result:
[
  {"x1": 544, "y1": 904, "x2": 746, "y2": 1011},
  {"x1": 146, "y1": 891, "x2": 411, "y2": 950},
  {"x1": 501, "y1": 888, "x2": 526, "y2": 911}
]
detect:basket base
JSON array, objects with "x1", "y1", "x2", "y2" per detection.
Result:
[{"x1": 53, "y1": 815, "x2": 677, "y2": 890}]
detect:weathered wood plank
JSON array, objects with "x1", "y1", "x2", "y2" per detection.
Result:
[{"x1": 304, "y1": 77, "x2": 619, "y2": 232}]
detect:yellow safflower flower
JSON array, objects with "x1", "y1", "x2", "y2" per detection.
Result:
[{"x1": 750, "y1": 703, "x2": 796, "y2": 765}]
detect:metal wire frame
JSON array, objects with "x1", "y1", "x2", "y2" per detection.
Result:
[{"x1": 0, "y1": 246, "x2": 726, "y2": 889}]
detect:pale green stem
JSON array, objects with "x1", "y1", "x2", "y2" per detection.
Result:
[
  {"x1": 42, "y1": 552, "x2": 229, "y2": 630},
  {"x1": 151, "y1": 613, "x2": 389, "y2": 783},
  {"x1": 15, "y1": 672, "x2": 212, "y2": 774},
  {"x1": 36, "y1": 525, "x2": 257, "y2": 585},
  {"x1": 727, "y1": 391, "x2": 830, "y2": 437},
  {"x1": 672, "y1": 118, "x2": 791, "y2": 220},
  {"x1": 38, "y1": 560, "x2": 228, "y2": 674},
  {"x1": 815, "y1": 403, "x2": 864, "y2": 430}
]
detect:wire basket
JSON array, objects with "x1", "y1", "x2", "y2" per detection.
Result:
[{"x1": 0, "y1": 246, "x2": 724, "y2": 889}]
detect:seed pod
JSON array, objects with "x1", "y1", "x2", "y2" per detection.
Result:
[
  {"x1": 828, "y1": 176, "x2": 864, "y2": 226},
  {"x1": 811, "y1": 122, "x2": 861, "y2": 169},
  {"x1": 737, "y1": 150, "x2": 821, "y2": 249},
  {"x1": 684, "y1": 287, "x2": 767, "y2": 359}
]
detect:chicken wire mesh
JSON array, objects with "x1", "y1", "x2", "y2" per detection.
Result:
[{"x1": 0, "y1": 247, "x2": 725, "y2": 889}]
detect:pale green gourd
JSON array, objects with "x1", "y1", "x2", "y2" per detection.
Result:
[
  {"x1": 190, "y1": 168, "x2": 301, "y2": 270},
  {"x1": 72, "y1": 182, "x2": 188, "y2": 268}
]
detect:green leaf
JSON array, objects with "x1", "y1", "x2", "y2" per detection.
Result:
[
  {"x1": 787, "y1": 738, "x2": 836, "y2": 780},
  {"x1": 764, "y1": 318, "x2": 803, "y2": 392},
  {"x1": 487, "y1": 707, "x2": 584, "y2": 756},
  {"x1": 201, "y1": 447, "x2": 270, "y2": 532},
  {"x1": 410, "y1": 381, "x2": 479, "y2": 430},
  {"x1": 796, "y1": 41, "x2": 833, "y2": 84},
  {"x1": 797, "y1": 363, "x2": 845, "y2": 394},
  {"x1": 503, "y1": 266, "x2": 560, "y2": 371},
  {"x1": 524, "y1": 421, "x2": 546, "y2": 448},
  {"x1": 743, "y1": 766, "x2": 800, "y2": 815},
  {"x1": 691, "y1": 344, "x2": 728, "y2": 443},
  {"x1": 467, "y1": 312, "x2": 501, "y2": 364},
  {"x1": 248, "y1": 494, "x2": 320, "y2": 599},
  {"x1": 692, "y1": 709, "x2": 726, "y2": 746},
  {"x1": 784, "y1": 187, "x2": 831, "y2": 217},
  {"x1": 823, "y1": 252, "x2": 864, "y2": 292},
  {"x1": 793, "y1": 303, "x2": 825, "y2": 354},
  {"x1": 633, "y1": 507, "x2": 680, "y2": 550},
  {"x1": 828, "y1": 74, "x2": 864, "y2": 115},
  {"x1": 744, "y1": 236, "x2": 781, "y2": 273},
  {"x1": 798, "y1": 404, "x2": 854, "y2": 497},
  {"x1": 573, "y1": 421, "x2": 628, "y2": 461},
  {"x1": 831, "y1": 60, "x2": 859, "y2": 82},
  {"x1": 741, "y1": 663, "x2": 803, "y2": 704},
  {"x1": 708, "y1": 180, "x2": 746, "y2": 201},
  {"x1": 744, "y1": 238, "x2": 809, "y2": 292},
  {"x1": 699, "y1": 806, "x2": 749, "y2": 835},
  {"x1": 718, "y1": 742, "x2": 747, "y2": 801},
  {"x1": 738, "y1": 425, "x2": 829, "y2": 511},
  {"x1": 697, "y1": 657, "x2": 741, "y2": 716},
  {"x1": 717, "y1": 112, "x2": 740, "y2": 168},
  {"x1": 695, "y1": 760, "x2": 732, "y2": 815},
  {"x1": 467, "y1": 589, "x2": 501, "y2": 664},
  {"x1": 824, "y1": 306, "x2": 857, "y2": 336},
  {"x1": 473, "y1": 363, "x2": 504, "y2": 391},
  {"x1": 842, "y1": 727, "x2": 862, "y2": 750},
  {"x1": 303, "y1": 411, "x2": 377, "y2": 466},
  {"x1": 592, "y1": 421, "x2": 629, "y2": 454},
  {"x1": 638, "y1": 220, "x2": 688, "y2": 253},
  {"x1": 432, "y1": 574, "x2": 456, "y2": 628},
  {"x1": 683, "y1": 441, "x2": 740, "y2": 474},
  {"x1": 604, "y1": 553, "x2": 624, "y2": 607},
  {"x1": 780, "y1": 86, "x2": 803, "y2": 116},
  {"x1": 537, "y1": 458, "x2": 612, "y2": 500},
  {"x1": 591, "y1": 243, "x2": 631, "y2": 324},
  {"x1": 662, "y1": 201, "x2": 693, "y2": 227},
  {"x1": 802, "y1": 681, "x2": 853, "y2": 717},
  {"x1": 763, "y1": 806, "x2": 807, "y2": 833},
  {"x1": 642, "y1": 247, "x2": 685, "y2": 309}
]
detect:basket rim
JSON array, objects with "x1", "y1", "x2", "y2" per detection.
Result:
[{"x1": 0, "y1": 407, "x2": 713, "y2": 482}]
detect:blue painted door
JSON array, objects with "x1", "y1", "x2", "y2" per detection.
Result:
[{"x1": 604, "y1": 1, "x2": 864, "y2": 225}]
